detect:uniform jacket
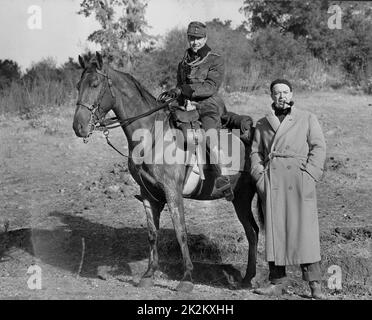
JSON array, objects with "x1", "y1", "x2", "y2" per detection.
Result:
[
  {"x1": 250, "y1": 107, "x2": 326, "y2": 265},
  {"x1": 176, "y1": 46, "x2": 226, "y2": 116}
]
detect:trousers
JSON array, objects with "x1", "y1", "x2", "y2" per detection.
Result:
[{"x1": 268, "y1": 261, "x2": 322, "y2": 283}]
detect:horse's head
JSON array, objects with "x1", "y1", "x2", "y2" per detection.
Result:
[{"x1": 73, "y1": 51, "x2": 115, "y2": 138}]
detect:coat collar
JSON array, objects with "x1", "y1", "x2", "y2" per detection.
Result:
[
  {"x1": 183, "y1": 45, "x2": 213, "y2": 67},
  {"x1": 265, "y1": 107, "x2": 297, "y2": 134},
  {"x1": 186, "y1": 44, "x2": 211, "y2": 62},
  {"x1": 266, "y1": 111, "x2": 281, "y2": 132}
]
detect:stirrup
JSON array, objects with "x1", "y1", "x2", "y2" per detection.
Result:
[{"x1": 215, "y1": 176, "x2": 234, "y2": 201}]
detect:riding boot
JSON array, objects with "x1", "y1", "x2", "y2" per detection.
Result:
[{"x1": 211, "y1": 146, "x2": 234, "y2": 201}]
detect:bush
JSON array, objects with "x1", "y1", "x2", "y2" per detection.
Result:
[
  {"x1": 133, "y1": 28, "x2": 188, "y2": 92},
  {"x1": 0, "y1": 57, "x2": 81, "y2": 115},
  {"x1": 206, "y1": 20, "x2": 254, "y2": 92},
  {"x1": 0, "y1": 59, "x2": 21, "y2": 90}
]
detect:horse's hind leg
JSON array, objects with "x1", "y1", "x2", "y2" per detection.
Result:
[
  {"x1": 232, "y1": 187, "x2": 259, "y2": 289},
  {"x1": 138, "y1": 196, "x2": 164, "y2": 288}
]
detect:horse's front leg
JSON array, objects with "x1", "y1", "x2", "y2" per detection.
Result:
[
  {"x1": 138, "y1": 194, "x2": 164, "y2": 288},
  {"x1": 232, "y1": 187, "x2": 259, "y2": 289},
  {"x1": 164, "y1": 187, "x2": 194, "y2": 293}
]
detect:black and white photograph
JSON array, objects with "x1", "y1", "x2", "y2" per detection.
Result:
[{"x1": 0, "y1": 0, "x2": 371, "y2": 303}]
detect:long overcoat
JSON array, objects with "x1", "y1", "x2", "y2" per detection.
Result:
[{"x1": 250, "y1": 107, "x2": 326, "y2": 265}]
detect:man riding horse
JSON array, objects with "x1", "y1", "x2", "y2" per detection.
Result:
[
  {"x1": 159, "y1": 21, "x2": 234, "y2": 201},
  {"x1": 73, "y1": 48, "x2": 259, "y2": 292}
]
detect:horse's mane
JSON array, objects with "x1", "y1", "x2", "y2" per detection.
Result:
[
  {"x1": 86, "y1": 55, "x2": 157, "y2": 108},
  {"x1": 110, "y1": 67, "x2": 157, "y2": 108}
]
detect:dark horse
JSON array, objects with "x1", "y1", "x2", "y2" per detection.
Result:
[{"x1": 72, "y1": 52, "x2": 260, "y2": 292}]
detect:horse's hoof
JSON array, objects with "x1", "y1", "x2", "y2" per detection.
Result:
[
  {"x1": 176, "y1": 281, "x2": 194, "y2": 293},
  {"x1": 138, "y1": 278, "x2": 154, "y2": 288},
  {"x1": 241, "y1": 280, "x2": 253, "y2": 289}
]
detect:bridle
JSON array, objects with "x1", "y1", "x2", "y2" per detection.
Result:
[
  {"x1": 76, "y1": 68, "x2": 117, "y2": 143},
  {"x1": 76, "y1": 68, "x2": 175, "y2": 153}
]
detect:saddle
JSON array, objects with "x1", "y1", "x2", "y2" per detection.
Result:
[
  {"x1": 168, "y1": 103, "x2": 204, "y2": 178},
  {"x1": 171, "y1": 108, "x2": 200, "y2": 130},
  {"x1": 169, "y1": 101, "x2": 201, "y2": 137}
]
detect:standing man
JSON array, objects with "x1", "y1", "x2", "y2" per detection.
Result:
[
  {"x1": 160, "y1": 21, "x2": 234, "y2": 201},
  {"x1": 250, "y1": 79, "x2": 326, "y2": 299}
]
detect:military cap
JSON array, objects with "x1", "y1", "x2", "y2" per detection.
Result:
[
  {"x1": 187, "y1": 21, "x2": 207, "y2": 37},
  {"x1": 270, "y1": 79, "x2": 293, "y2": 93}
]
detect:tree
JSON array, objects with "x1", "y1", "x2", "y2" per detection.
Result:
[
  {"x1": 60, "y1": 57, "x2": 82, "y2": 91},
  {"x1": 240, "y1": 0, "x2": 341, "y2": 63},
  {"x1": 241, "y1": 0, "x2": 330, "y2": 36},
  {"x1": 339, "y1": 9, "x2": 372, "y2": 84},
  {"x1": 241, "y1": 0, "x2": 372, "y2": 84},
  {"x1": 23, "y1": 57, "x2": 62, "y2": 84},
  {"x1": 78, "y1": 0, "x2": 151, "y2": 71},
  {"x1": 61, "y1": 57, "x2": 81, "y2": 71},
  {"x1": 0, "y1": 59, "x2": 21, "y2": 90},
  {"x1": 205, "y1": 19, "x2": 254, "y2": 90}
]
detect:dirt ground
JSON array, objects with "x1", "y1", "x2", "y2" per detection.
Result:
[{"x1": 0, "y1": 91, "x2": 371, "y2": 300}]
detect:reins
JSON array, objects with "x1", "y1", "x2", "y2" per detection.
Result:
[
  {"x1": 100, "y1": 99, "x2": 174, "y2": 160},
  {"x1": 99, "y1": 99, "x2": 174, "y2": 130}
]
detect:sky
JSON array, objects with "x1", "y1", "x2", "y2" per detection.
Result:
[{"x1": 0, "y1": 0, "x2": 245, "y2": 71}]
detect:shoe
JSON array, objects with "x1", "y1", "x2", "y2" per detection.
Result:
[
  {"x1": 215, "y1": 176, "x2": 234, "y2": 201},
  {"x1": 309, "y1": 281, "x2": 326, "y2": 299},
  {"x1": 253, "y1": 283, "x2": 285, "y2": 296}
]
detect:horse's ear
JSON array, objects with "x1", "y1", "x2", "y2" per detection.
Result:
[
  {"x1": 96, "y1": 51, "x2": 103, "y2": 70},
  {"x1": 78, "y1": 55, "x2": 85, "y2": 69}
]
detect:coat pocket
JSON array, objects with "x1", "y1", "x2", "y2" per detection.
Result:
[{"x1": 302, "y1": 170, "x2": 316, "y2": 201}]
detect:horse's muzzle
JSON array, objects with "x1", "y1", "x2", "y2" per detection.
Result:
[
  {"x1": 73, "y1": 120, "x2": 86, "y2": 138},
  {"x1": 73, "y1": 106, "x2": 92, "y2": 138}
]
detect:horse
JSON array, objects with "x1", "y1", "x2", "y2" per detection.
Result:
[{"x1": 72, "y1": 52, "x2": 260, "y2": 292}]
